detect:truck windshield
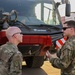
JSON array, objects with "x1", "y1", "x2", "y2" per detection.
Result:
[{"x1": 0, "y1": 0, "x2": 60, "y2": 26}]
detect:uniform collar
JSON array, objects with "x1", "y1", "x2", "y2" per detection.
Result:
[{"x1": 6, "y1": 42, "x2": 18, "y2": 49}]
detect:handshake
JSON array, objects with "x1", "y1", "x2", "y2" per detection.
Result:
[{"x1": 46, "y1": 51, "x2": 58, "y2": 58}]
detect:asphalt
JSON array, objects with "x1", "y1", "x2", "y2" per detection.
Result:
[
  {"x1": 22, "y1": 66, "x2": 47, "y2": 75},
  {"x1": 22, "y1": 61, "x2": 60, "y2": 75}
]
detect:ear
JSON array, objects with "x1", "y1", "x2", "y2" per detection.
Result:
[{"x1": 71, "y1": 27, "x2": 74, "y2": 30}]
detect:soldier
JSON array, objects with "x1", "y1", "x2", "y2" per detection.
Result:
[
  {"x1": 0, "y1": 26, "x2": 23, "y2": 75},
  {"x1": 47, "y1": 20, "x2": 75, "y2": 75}
]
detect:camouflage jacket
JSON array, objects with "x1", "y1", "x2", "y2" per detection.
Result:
[
  {"x1": 49, "y1": 36, "x2": 75, "y2": 75},
  {"x1": 0, "y1": 42, "x2": 23, "y2": 75}
]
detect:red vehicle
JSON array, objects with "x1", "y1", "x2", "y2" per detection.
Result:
[{"x1": 0, "y1": 0, "x2": 70, "y2": 68}]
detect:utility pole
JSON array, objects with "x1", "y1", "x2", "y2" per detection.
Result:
[{"x1": 61, "y1": 0, "x2": 69, "y2": 4}]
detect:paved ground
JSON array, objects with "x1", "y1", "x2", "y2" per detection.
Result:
[
  {"x1": 22, "y1": 61, "x2": 60, "y2": 75},
  {"x1": 41, "y1": 61, "x2": 60, "y2": 75}
]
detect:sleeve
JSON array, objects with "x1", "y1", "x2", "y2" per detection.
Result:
[
  {"x1": 0, "y1": 48, "x2": 14, "y2": 64},
  {"x1": 9, "y1": 51, "x2": 23, "y2": 75},
  {"x1": 49, "y1": 40, "x2": 73, "y2": 69}
]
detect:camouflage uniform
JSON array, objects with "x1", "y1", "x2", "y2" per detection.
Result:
[
  {"x1": 0, "y1": 42, "x2": 23, "y2": 75},
  {"x1": 49, "y1": 36, "x2": 75, "y2": 75}
]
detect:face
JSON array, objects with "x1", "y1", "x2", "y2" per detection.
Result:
[
  {"x1": 16, "y1": 32, "x2": 23, "y2": 43},
  {"x1": 13, "y1": 32, "x2": 23, "y2": 43},
  {"x1": 62, "y1": 24, "x2": 72, "y2": 37}
]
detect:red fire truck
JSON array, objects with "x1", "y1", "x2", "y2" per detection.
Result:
[{"x1": 0, "y1": 0, "x2": 70, "y2": 68}]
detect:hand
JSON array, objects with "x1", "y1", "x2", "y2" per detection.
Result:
[
  {"x1": 46, "y1": 51, "x2": 58, "y2": 58},
  {"x1": 50, "y1": 53, "x2": 58, "y2": 58}
]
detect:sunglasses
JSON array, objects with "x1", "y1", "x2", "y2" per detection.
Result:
[
  {"x1": 62, "y1": 27, "x2": 71, "y2": 30},
  {"x1": 12, "y1": 32, "x2": 22, "y2": 36}
]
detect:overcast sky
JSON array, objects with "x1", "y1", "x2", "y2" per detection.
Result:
[
  {"x1": 54, "y1": 0, "x2": 75, "y2": 12},
  {"x1": 70, "y1": 0, "x2": 75, "y2": 12}
]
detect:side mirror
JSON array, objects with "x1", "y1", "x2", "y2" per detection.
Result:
[
  {"x1": 65, "y1": 3, "x2": 71, "y2": 16},
  {"x1": 58, "y1": 2, "x2": 71, "y2": 17}
]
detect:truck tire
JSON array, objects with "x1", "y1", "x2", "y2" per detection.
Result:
[{"x1": 25, "y1": 56, "x2": 44, "y2": 68}]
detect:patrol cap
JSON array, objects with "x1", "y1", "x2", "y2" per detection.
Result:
[{"x1": 6, "y1": 26, "x2": 22, "y2": 38}]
